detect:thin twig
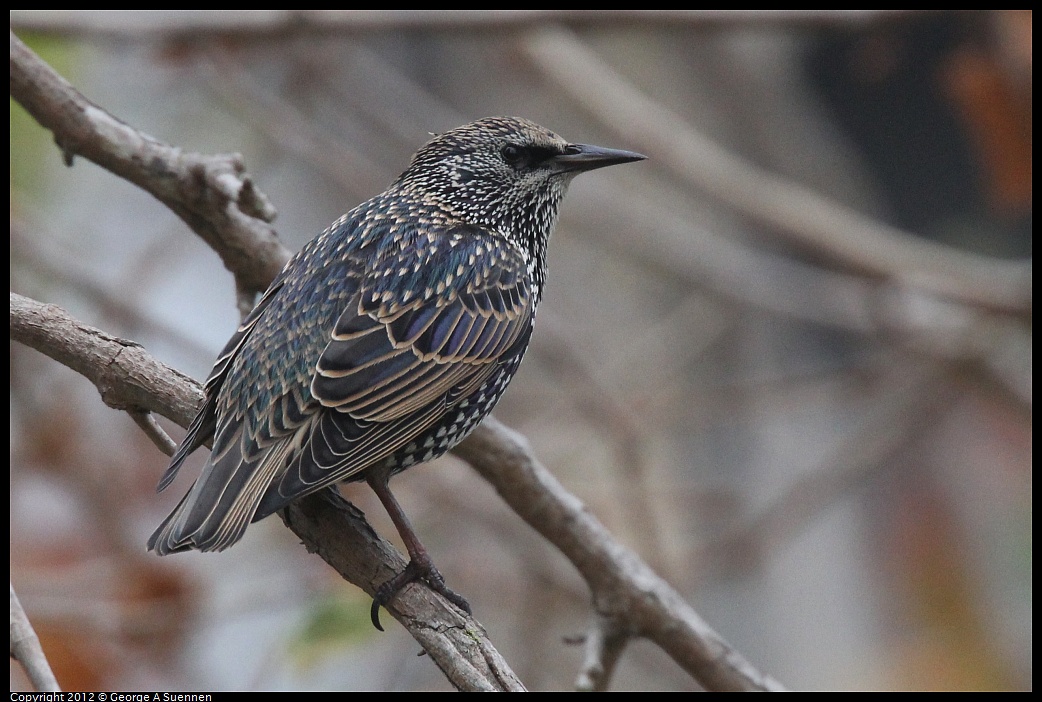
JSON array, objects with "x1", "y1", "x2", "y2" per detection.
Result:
[
  {"x1": 128, "y1": 409, "x2": 179, "y2": 456},
  {"x1": 575, "y1": 615, "x2": 630, "y2": 692}
]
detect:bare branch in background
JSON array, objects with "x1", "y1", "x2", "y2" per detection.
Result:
[
  {"x1": 521, "y1": 26, "x2": 1031, "y2": 315},
  {"x1": 699, "y1": 359, "x2": 963, "y2": 575},
  {"x1": 519, "y1": 26, "x2": 1030, "y2": 407},
  {"x1": 9, "y1": 10, "x2": 920, "y2": 40},
  {"x1": 10, "y1": 217, "x2": 217, "y2": 368},
  {"x1": 10, "y1": 583, "x2": 62, "y2": 693}
]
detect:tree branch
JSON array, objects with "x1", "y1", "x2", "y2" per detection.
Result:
[
  {"x1": 10, "y1": 292, "x2": 202, "y2": 427},
  {"x1": 10, "y1": 583, "x2": 62, "y2": 692},
  {"x1": 10, "y1": 30, "x2": 288, "y2": 301},
  {"x1": 455, "y1": 421, "x2": 786, "y2": 691}
]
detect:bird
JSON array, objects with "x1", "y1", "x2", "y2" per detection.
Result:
[{"x1": 148, "y1": 116, "x2": 645, "y2": 627}]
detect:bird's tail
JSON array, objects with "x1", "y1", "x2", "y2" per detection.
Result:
[{"x1": 147, "y1": 438, "x2": 296, "y2": 555}]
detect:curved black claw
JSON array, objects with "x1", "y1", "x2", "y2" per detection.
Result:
[
  {"x1": 370, "y1": 560, "x2": 472, "y2": 631},
  {"x1": 371, "y1": 598, "x2": 386, "y2": 632}
]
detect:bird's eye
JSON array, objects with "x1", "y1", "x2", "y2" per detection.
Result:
[{"x1": 501, "y1": 144, "x2": 525, "y2": 166}]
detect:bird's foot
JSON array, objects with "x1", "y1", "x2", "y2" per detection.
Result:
[{"x1": 370, "y1": 559, "x2": 472, "y2": 631}]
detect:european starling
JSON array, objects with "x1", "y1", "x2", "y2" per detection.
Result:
[{"x1": 148, "y1": 116, "x2": 645, "y2": 626}]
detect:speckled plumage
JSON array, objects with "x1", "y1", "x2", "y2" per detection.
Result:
[{"x1": 148, "y1": 116, "x2": 644, "y2": 617}]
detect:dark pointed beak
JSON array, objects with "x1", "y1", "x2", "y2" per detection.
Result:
[{"x1": 551, "y1": 144, "x2": 647, "y2": 174}]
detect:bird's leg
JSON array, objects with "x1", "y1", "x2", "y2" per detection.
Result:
[{"x1": 366, "y1": 468, "x2": 472, "y2": 630}]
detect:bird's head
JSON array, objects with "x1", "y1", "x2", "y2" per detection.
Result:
[{"x1": 395, "y1": 116, "x2": 645, "y2": 245}]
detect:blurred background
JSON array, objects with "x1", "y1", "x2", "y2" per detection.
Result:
[{"x1": 10, "y1": 10, "x2": 1031, "y2": 691}]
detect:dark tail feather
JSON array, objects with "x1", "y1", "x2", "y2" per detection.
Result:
[
  {"x1": 146, "y1": 489, "x2": 197, "y2": 555},
  {"x1": 156, "y1": 409, "x2": 217, "y2": 494},
  {"x1": 147, "y1": 438, "x2": 294, "y2": 555},
  {"x1": 147, "y1": 473, "x2": 258, "y2": 555}
]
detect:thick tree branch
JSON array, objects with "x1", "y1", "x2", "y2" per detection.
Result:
[
  {"x1": 10, "y1": 30, "x2": 288, "y2": 299},
  {"x1": 10, "y1": 292, "x2": 202, "y2": 427}
]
